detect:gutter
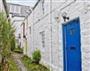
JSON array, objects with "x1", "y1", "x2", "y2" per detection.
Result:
[
  {"x1": 33, "y1": 0, "x2": 40, "y2": 10},
  {"x1": 2, "y1": 0, "x2": 9, "y2": 18},
  {"x1": 23, "y1": 0, "x2": 41, "y2": 21}
]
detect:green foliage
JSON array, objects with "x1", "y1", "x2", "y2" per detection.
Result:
[
  {"x1": 0, "y1": 63, "x2": 2, "y2": 71},
  {"x1": 21, "y1": 55, "x2": 50, "y2": 71},
  {"x1": 0, "y1": 12, "x2": 15, "y2": 58},
  {"x1": 13, "y1": 47, "x2": 23, "y2": 53},
  {"x1": 32, "y1": 49, "x2": 41, "y2": 64},
  {"x1": 0, "y1": 12, "x2": 16, "y2": 71},
  {"x1": 8, "y1": 58, "x2": 19, "y2": 71},
  {"x1": 11, "y1": 36, "x2": 16, "y2": 51},
  {"x1": 22, "y1": 55, "x2": 32, "y2": 64}
]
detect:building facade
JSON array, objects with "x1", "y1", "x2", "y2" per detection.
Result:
[
  {"x1": 6, "y1": 3, "x2": 32, "y2": 48},
  {"x1": 0, "y1": 0, "x2": 9, "y2": 17},
  {"x1": 20, "y1": 0, "x2": 90, "y2": 71},
  {"x1": 0, "y1": 0, "x2": 5, "y2": 12}
]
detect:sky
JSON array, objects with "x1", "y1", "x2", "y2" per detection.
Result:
[{"x1": 6, "y1": 0, "x2": 38, "y2": 7}]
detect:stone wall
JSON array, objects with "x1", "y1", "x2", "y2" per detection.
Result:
[{"x1": 22, "y1": 0, "x2": 90, "y2": 71}]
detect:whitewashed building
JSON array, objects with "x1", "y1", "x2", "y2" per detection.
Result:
[
  {"x1": 20, "y1": 0, "x2": 90, "y2": 71},
  {"x1": 0, "y1": 0, "x2": 9, "y2": 18},
  {"x1": 0, "y1": 0, "x2": 5, "y2": 12},
  {"x1": 6, "y1": 3, "x2": 32, "y2": 48}
]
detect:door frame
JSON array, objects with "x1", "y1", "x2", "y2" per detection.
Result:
[{"x1": 62, "y1": 17, "x2": 82, "y2": 71}]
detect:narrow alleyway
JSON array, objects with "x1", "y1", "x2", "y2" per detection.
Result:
[{"x1": 12, "y1": 53, "x2": 27, "y2": 71}]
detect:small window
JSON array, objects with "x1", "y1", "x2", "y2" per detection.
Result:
[
  {"x1": 42, "y1": 0, "x2": 45, "y2": 14},
  {"x1": 29, "y1": 27, "x2": 31, "y2": 34},
  {"x1": 40, "y1": 31, "x2": 45, "y2": 48}
]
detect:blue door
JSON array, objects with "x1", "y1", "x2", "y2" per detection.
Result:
[{"x1": 62, "y1": 17, "x2": 82, "y2": 71}]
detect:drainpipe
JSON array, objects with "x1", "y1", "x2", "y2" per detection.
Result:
[
  {"x1": 50, "y1": 0, "x2": 53, "y2": 71},
  {"x1": 2, "y1": 0, "x2": 9, "y2": 19},
  {"x1": 32, "y1": 0, "x2": 41, "y2": 51}
]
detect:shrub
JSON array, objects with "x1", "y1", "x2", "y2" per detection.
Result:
[
  {"x1": 21, "y1": 55, "x2": 50, "y2": 71},
  {"x1": 13, "y1": 47, "x2": 23, "y2": 53},
  {"x1": 0, "y1": 63, "x2": 2, "y2": 71},
  {"x1": 8, "y1": 58, "x2": 19, "y2": 71},
  {"x1": 21, "y1": 55, "x2": 32, "y2": 67},
  {"x1": 32, "y1": 49, "x2": 41, "y2": 64},
  {"x1": 11, "y1": 36, "x2": 16, "y2": 51}
]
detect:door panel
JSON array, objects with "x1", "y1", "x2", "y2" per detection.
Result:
[{"x1": 62, "y1": 17, "x2": 82, "y2": 71}]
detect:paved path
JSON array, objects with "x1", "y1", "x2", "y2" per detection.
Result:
[{"x1": 12, "y1": 53, "x2": 27, "y2": 71}]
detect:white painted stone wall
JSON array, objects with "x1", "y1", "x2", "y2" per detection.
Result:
[
  {"x1": 0, "y1": 0, "x2": 5, "y2": 12},
  {"x1": 22, "y1": 0, "x2": 90, "y2": 71},
  {"x1": 6, "y1": 3, "x2": 32, "y2": 48}
]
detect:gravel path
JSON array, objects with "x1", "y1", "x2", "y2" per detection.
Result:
[{"x1": 12, "y1": 53, "x2": 27, "y2": 71}]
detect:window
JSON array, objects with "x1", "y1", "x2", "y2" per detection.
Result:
[
  {"x1": 42, "y1": 0, "x2": 44, "y2": 14},
  {"x1": 29, "y1": 27, "x2": 31, "y2": 34},
  {"x1": 40, "y1": 31, "x2": 45, "y2": 48},
  {"x1": 16, "y1": 6, "x2": 20, "y2": 14}
]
